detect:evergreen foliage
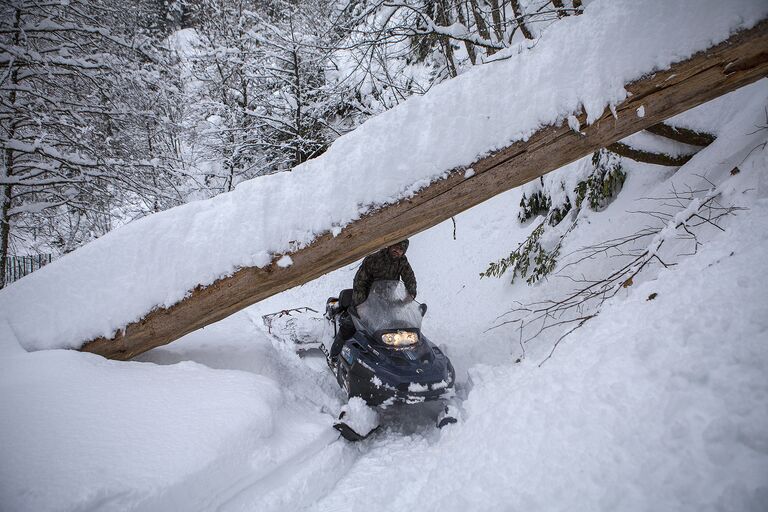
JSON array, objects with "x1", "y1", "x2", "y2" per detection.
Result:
[
  {"x1": 575, "y1": 149, "x2": 627, "y2": 210},
  {"x1": 518, "y1": 189, "x2": 551, "y2": 223},
  {"x1": 480, "y1": 217, "x2": 562, "y2": 285},
  {"x1": 483, "y1": 149, "x2": 627, "y2": 285}
]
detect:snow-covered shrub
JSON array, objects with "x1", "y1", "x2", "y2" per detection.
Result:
[
  {"x1": 483, "y1": 149, "x2": 626, "y2": 285},
  {"x1": 517, "y1": 188, "x2": 551, "y2": 223},
  {"x1": 481, "y1": 221, "x2": 545, "y2": 282},
  {"x1": 575, "y1": 150, "x2": 626, "y2": 210}
]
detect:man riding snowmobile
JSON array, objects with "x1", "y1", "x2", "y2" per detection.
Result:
[
  {"x1": 330, "y1": 239, "x2": 416, "y2": 361},
  {"x1": 262, "y1": 238, "x2": 455, "y2": 440}
]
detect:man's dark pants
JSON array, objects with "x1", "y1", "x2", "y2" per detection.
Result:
[{"x1": 331, "y1": 311, "x2": 355, "y2": 358}]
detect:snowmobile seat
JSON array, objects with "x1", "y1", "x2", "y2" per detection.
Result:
[{"x1": 339, "y1": 289, "x2": 354, "y2": 309}]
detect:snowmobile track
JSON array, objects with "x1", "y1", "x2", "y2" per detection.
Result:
[{"x1": 201, "y1": 428, "x2": 349, "y2": 512}]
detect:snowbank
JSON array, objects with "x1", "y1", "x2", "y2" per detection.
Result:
[
  {"x1": 0, "y1": 313, "x2": 340, "y2": 512},
  {"x1": 0, "y1": 348, "x2": 277, "y2": 511},
  {"x1": 1, "y1": 0, "x2": 766, "y2": 352}
]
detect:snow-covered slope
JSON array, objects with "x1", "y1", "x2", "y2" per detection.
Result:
[
  {"x1": 2, "y1": 81, "x2": 766, "y2": 511},
  {"x1": 1, "y1": 0, "x2": 766, "y2": 352}
]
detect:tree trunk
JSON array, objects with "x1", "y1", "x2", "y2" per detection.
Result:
[
  {"x1": 510, "y1": 0, "x2": 534, "y2": 39},
  {"x1": 455, "y1": 0, "x2": 477, "y2": 65},
  {"x1": 552, "y1": 0, "x2": 566, "y2": 18},
  {"x1": 469, "y1": 0, "x2": 495, "y2": 56},
  {"x1": 292, "y1": 47, "x2": 305, "y2": 164},
  {"x1": 0, "y1": 181, "x2": 12, "y2": 290},
  {"x1": 437, "y1": 0, "x2": 458, "y2": 77},
  {"x1": 645, "y1": 123, "x2": 716, "y2": 146},
  {"x1": 0, "y1": 7, "x2": 21, "y2": 289},
  {"x1": 606, "y1": 142, "x2": 695, "y2": 167},
  {"x1": 488, "y1": 0, "x2": 504, "y2": 42},
  {"x1": 226, "y1": 129, "x2": 236, "y2": 192}
]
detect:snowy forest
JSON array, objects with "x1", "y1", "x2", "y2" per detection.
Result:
[
  {"x1": 1, "y1": 0, "x2": 579, "y2": 286},
  {"x1": 1, "y1": 0, "x2": 768, "y2": 511}
]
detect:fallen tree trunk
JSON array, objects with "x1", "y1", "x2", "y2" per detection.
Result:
[
  {"x1": 645, "y1": 123, "x2": 717, "y2": 146},
  {"x1": 82, "y1": 20, "x2": 768, "y2": 360},
  {"x1": 606, "y1": 141, "x2": 695, "y2": 167}
]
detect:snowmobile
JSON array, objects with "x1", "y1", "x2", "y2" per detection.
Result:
[
  {"x1": 323, "y1": 280, "x2": 458, "y2": 440},
  {"x1": 262, "y1": 280, "x2": 458, "y2": 441}
]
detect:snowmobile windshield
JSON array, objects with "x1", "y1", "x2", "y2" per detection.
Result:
[{"x1": 356, "y1": 280, "x2": 422, "y2": 333}]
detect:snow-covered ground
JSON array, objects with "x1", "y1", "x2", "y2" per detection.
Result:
[
  {"x1": 2, "y1": 78, "x2": 767, "y2": 511},
  {"x1": 2, "y1": 0, "x2": 768, "y2": 508}
]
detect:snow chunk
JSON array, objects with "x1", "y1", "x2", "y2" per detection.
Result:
[
  {"x1": 339, "y1": 397, "x2": 380, "y2": 437},
  {"x1": 276, "y1": 255, "x2": 293, "y2": 268},
  {"x1": 252, "y1": 251, "x2": 272, "y2": 267},
  {"x1": 408, "y1": 382, "x2": 428, "y2": 393},
  {"x1": 567, "y1": 115, "x2": 581, "y2": 133},
  {"x1": 637, "y1": 105, "x2": 646, "y2": 118},
  {"x1": 431, "y1": 380, "x2": 449, "y2": 390},
  {"x1": 464, "y1": 168, "x2": 475, "y2": 178}
]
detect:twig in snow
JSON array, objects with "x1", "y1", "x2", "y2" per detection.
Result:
[{"x1": 490, "y1": 184, "x2": 743, "y2": 365}]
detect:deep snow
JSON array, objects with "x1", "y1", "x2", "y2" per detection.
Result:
[
  {"x1": 1, "y1": 79, "x2": 767, "y2": 511},
  {"x1": 1, "y1": 0, "x2": 767, "y2": 351},
  {"x1": 2, "y1": 1, "x2": 768, "y2": 509}
]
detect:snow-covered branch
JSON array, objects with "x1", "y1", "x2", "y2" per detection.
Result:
[{"x1": 490, "y1": 185, "x2": 745, "y2": 365}]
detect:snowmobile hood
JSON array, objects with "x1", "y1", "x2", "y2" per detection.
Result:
[{"x1": 342, "y1": 334, "x2": 455, "y2": 406}]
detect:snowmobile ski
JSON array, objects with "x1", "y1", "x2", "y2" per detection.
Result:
[{"x1": 333, "y1": 398, "x2": 381, "y2": 441}]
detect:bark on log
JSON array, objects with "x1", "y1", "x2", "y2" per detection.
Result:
[
  {"x1": 81, "y1": 21, "x2": 768, "y2": 360},
  {"x1": 645, "y1": 123, "x2": 717, "y2": 147},
  {"x1": 606, "y1": 142, "x2": 695, "y2": 167}
]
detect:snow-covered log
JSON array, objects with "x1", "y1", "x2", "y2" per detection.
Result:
[
  {"x1": 75, "y1": 20, "x2": 768, "y2": 360},
  {"x1": 606, "y1": 142, "x2": 695, "y2": 167},
  {"x1": 644, "y1": 123, "x2": 716, "y2": 147}
]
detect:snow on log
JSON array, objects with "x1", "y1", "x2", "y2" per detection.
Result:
[
  {"x1": 82, "y1": 20, "x2": 768, "y2": 360},
  {"x1": 1, "y1": 1, "x2": 766, "y2": 360}
]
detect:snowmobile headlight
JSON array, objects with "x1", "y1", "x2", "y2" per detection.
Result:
[{"x1": 381, "y1": 331, "x2": 418, "y2": 347}]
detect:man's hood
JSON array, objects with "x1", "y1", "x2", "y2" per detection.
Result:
[{"x1": 381, "y1": 239, "x2": 409, "y2": 257}]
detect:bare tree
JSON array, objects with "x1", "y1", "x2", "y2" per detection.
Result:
[
  {"x1": 0, "y1": 0, "x2": 179, "y2": 286},
  {"x1": 509, "y1": 0, "x2": 533, "y2": 39},
  {"x1": 180, "y1": 0, "x2": 343, "y2": 195}
]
